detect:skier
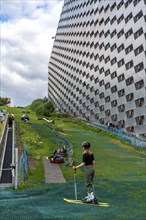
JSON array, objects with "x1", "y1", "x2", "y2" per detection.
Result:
[
  {"x1": 8, "y1": 115, "x2": 13, "y2": 129},
  {"x1": 73, "y1": 141, "x2": 97, "y2": 203}
]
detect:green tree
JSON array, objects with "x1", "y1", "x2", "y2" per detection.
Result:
[
  {"x1": 30, "y1": 99, "x2": 44, "y2": 111},
  {"x1": 30, "y1": 98, "x2": 55, "y2": 117},
  {"x1": 0, "y1": 97, "x2": 10, "y2": 106},
  {"x1": 36, "y1": 101, "x2": 55, "y2": 116}
]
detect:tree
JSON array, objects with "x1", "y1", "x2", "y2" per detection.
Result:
[
  {"x1": 0, "y1": 97, "x2": 10, "y2": 106},
  {"x1": 30, "y1": 98, "x2": 55, "y2": 116},
  {"x1": 30, "y1": 99, "x2": 44, "y2": 111}
]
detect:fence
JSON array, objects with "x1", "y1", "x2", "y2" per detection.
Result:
[
  {"x1": 91, "y1": 121, "x2": 146, "y2": 151},
  {"x1": 19, "y1": 146, "x2": 29, "y2": 181}
]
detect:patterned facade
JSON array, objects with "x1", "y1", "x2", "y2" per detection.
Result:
[{"x1": 48, "y1": 0, "x2": 146, "y2": 136}]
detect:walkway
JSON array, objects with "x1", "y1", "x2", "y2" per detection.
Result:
[{"x1": 42, "y1": 157, "x2": 66, "y2": 183}]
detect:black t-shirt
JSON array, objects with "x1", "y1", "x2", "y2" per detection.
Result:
[{"x1": 83, "y1": 153, "x2": 94, "y2": 166}]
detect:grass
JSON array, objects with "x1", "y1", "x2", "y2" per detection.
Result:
[{"x1": 0, "y1": 106, "x2": 146, "y2": 219}]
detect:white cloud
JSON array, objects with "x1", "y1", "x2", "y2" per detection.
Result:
[{"x1": 0, "y1": 0, "x2": 63, "y2": 106}]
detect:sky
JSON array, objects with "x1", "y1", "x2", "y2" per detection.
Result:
[{"x1": 0, "y1": 0, "x2": 64, "y2": 107}]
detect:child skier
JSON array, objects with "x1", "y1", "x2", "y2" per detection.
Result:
[{"x1": 73, "y1": 141, "x2": 97, "y2": 203}]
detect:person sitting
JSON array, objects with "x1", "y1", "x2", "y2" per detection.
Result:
[
  {"x1": 58, "y1": 145, "x2": 67, "y2": 157},
  {"x1": 48, "y1": 145, "x2": 67, "y2": 159}
]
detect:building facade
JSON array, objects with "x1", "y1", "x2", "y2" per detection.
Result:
[{"x1": 48, "y1": 0, "x2": 146, "y2": 136}]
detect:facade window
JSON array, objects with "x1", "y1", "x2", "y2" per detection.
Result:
[
  {"x1": 126, "y1": 93, "x2": 134, "y2": 102},
  {"x1": 111, "y1": 71, "x2": 117, "y2": 79},
  {"x1": 126, "y1": 76, "x2": 134, "y2": 86},
  {"x1": 99, "y1": 105, "x2": 104, "y2": 111},
  {"x1": 111, "y1": 85, "x2": 117, "y2": 93},
  {"x1": 125, "y1": 60, "x2": 133, "y2": 70},
  {"x1": 99, "y1": 55, "x2": 104, "y2": 62},
  {"x1": 125, "y1": 0, "x2": 132, "y2": 8},
  {"x1": 111, "y1": 99, "x2": 117, "y2": 107},
  {"x1": 105, "y1": 30, "x2": 110, "y2": 38},
  {"x1": 111, "y1": 29, "x2": 117, "y2": 38},
  {"x1": 94, "y1": 30, "x2": 99, "y2": 37},
  {"x1": 105, "y1": 82, "x2": 110, "y2": 90},
  {"x1": 117, "y1": 0, "x2": 124, "y2": 10},
  {"x1": 94, "y1": 18, "x2": 98, "y2": 26},
  {"x1": 135, "y1": 80, "x2": 144, "y2": 90},
  {"x1": 125, "y1": 12, "x2": 133, "y2": 23},
  {"x1": 135, "y1": 116, "x2": 144, "y2": 125},
  {"x1": 135, "y1": 97, "x2": 144, "y2": 107},
  {"x1": 125, "y1": 28, "x2": 133, "y2": 39},
  {"x1": 118, "y1": 89, "x2": 125, "y2": 97},
  {"x1": 104, "y1": 4, "x2": 110, "y2": 12},
  {"x1": 90, "y1": 53, "x2": 94, "y2": 59},
  {"x1": 118, "y1": 120, "x2": 125, "y2": 128},
  {"x1": 111, "y1": 114, "x2": 117, "y2": 121},
  {"x1": 105, "y1": 43, "x2": 110, "y2": 50},
  {"x1": 105, "y1": 109, "x2": 110, "y2": 116},
  {"x1": 133, "y1": 0, "x2": 141, "y2": 6},
  {"x1": 111, "y1": 57, "x2": 117, "y2": 65},
  {"x1": 94, "y1": 42, "x2": 99, "y2": 49},
  {"x1": 134, "y1": 62, "x2": 144, "y2": 73},
  {"x1": 90, "y1": 64, "x2": 94, "y2": 70},
  {"x1": 110, "y1": 2, "x2": 116, "y2": 11},
  {"x1": 117, "y1": 43, "x2": 124, "y2": 53},
  {"x1": 105, "y1": 56, "x2": 110, "y2": 63},
  {"x1": 99, "y1": 43, "x2": 104, "y2": 49},
  {"x1": 105, "y1": 96, "x2": 110, "y2": 103},
  {"x1": 94, "y1": 89, "x2": 99, "y2": 95},
  {"x1": 126, "y1": 110, "x2": 134, "y2": 118},
  {"x1": 118, "y1": 104, "x2": 125, "y2": 112},
  {"x1": 94, "y1": 65, "x2": 99, "y2": 71},
  {"x1": 99, "y1": 92, "x2": 104, "y2": 99},
  {"x1": 118, "y1": 73, "x2": 125, "y2": 82},
  {"x1": 134, "y1": 10, "x2": 143, "y2": 22},
  {"x1": 99, "y1": 30, "x2": 104, "y2": 37},
  {"x1": 105, "y1": 17, "x2": 110, "y2": 25},
  {"x1": 111, "y1": 15, "x2": 116, "y2": 24},
  {"x1": 99, "y1": 80, "x2": 104, "y2": 86},
  {"x1": 111, "y1": 43, "x2": 117, "y2": 51},
  {"x1": 117, "y1": 29, "x2": 124, "y2": 38},
  {"x1": 134, "y1": 45, "x2": 144, "y2": 56},
  {"x1": 90, "y1": 75, "x2": 94, "y2": 81},
  {"x1": 134, "y1": 27, "x2": 143, "y2": 39},
  {"x1": 90, "y1": 98, "x2": 94, "y2": 104},
  {"x1": 99, "y1": 67, "x2": 104, "y2": 74},
  {"x1": 105, "y1": 69, "x2": 110, "y2": 76},
  {"x1": 94, "y1": 101, "x2": 99, "y2": 107},
  {"x1": 117, "y1": 14, "x2": 124, "y2": 24},
  {"x1": 125, "y1": 44, "x2": 133, "y2": 54},
  {"x1": 99, "y1": 18, "x2": 104, "y2": 26},
  {"x1": 118, "y1": 58, "x2": 125, "y2": 67},
  {"x1": 90, "y1": 42, "x2": 94, "y2": 48}
]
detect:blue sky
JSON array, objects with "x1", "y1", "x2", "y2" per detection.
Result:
[{"x1": 0, "y1": 0, "x2": 63, "y2": 106}]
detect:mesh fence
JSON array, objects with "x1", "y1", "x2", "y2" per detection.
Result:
[
  {"x1": 19, "y1": 146, "x2": 29, "y2": 181},
  {"x1": 91, "y1": 122, "x2": 146, "y2": 151}
]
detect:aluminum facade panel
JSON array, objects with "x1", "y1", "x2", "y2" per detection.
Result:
[{"x1": 48, "y1": 0, "x2": 146, "y2": 136}]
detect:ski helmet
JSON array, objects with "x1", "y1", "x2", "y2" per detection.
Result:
[{"x1": 82, "y1": 141, "x2": 90, "y2": 148}]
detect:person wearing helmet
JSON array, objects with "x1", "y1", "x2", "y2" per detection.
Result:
[{"x1": 73, "y1": 141, "x2": 97, "y2": 203}]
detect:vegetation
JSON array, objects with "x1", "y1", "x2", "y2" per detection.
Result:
[
  {"x1": 30, "y1": 97, "x2": 55, "y2": 117},
  {"x1": 1, "y1": 103, "x2": 145, "y2": 219},
  {"x1": 3, "y1": 105, "x2": 145, "y2": 185},
  {"x1": 0, "y1": 97, "x2": 10, "y2": 106}
]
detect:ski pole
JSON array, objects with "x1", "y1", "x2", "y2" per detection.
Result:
[{"x1": 74, "y1": 169, "x2": 78, "y2": 202}]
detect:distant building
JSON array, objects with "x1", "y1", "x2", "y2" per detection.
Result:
[{"x1": 48, "y1": 0, "x2": 146, "y2": 137}]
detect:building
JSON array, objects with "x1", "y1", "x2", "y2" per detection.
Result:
[{"x1": 48, "y1": 0, "x2": 146, "y2": 136}]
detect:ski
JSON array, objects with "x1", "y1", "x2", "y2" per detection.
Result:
[{"x1": 64, "y1": 198, "x2": 110, "y2": 207}]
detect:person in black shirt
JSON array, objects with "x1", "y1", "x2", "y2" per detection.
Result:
[{"x1": 73, "y1": 141, "x2": 97, "y2": 203}]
